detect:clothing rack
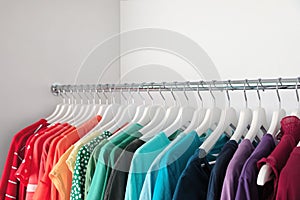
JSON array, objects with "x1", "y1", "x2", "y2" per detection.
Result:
[{"x1": 51, "y1": 77, "x2": 300, "y2": 96}]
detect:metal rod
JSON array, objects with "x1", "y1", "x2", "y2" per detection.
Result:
[{"x1": 51, "y1": 77, "x2": 300, "y2": 96}]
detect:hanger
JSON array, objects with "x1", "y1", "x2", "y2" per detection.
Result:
[
  {"x1": 230, "y1": 79, "x2": 252, "y2": 142},
  {"x1": 257, "y1": 78, "x2": 287, "y2": 186},
  {"x1": 73, "y1": 87, "x2": 100, "y2": 126},
  {"x1": 184, "y1": 81, "x2": 207, "y2": 134},
  {"x1": 63, "y1": 87, "x2": 89, "y2": 125},
  {"x1": 136, "y1": 83, "x2": 163, "y2": 128},
  {"x1": 198, "y1": 80, "x2": 238, "y2": 156},
  {"x1": 90, "y1": 84, "x2": 122, "y2": 132},
  {"x1": 266, "y1": 78, "x2": 286, "y2": 135},
  {"x1": 291, "y1": 77, "x2": 300, "y2": 117},
  {"x1": 140, "y1": 82, "x2": 179, "y2": 141},
  {"x1": 195, "y1": 81, "x2": 221, "y2": 136},
  {"x1": 50, "y1": 87, "x2": 74, "y2": 124},
  {"x1": 46, "y1": 90, "x2": 66, "y2": 122},
  {"x1": 162, "y1": 81, "x2": 195, "y2": 137},
  {"x1": 244, "y1": 79, "x2": 268, "y2": 143},
  {"x1": 126, "y1": 83, "x2": 147, "y2": 127},
  {"x1": 107, "y1": 84, "x2": 138, "y2": 133}
]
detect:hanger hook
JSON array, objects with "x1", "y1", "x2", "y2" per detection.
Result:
[
  {"x1": 147, "y1": 83, "x2": 154, "y2": 105},
  {"x1": 82, "y1": 87, "x2": 91, "y2": 104},
  {"x1": 296, "y1": 78, "x2": 300, "y2": 109},
  {"x1": 137, "y1": 82, "x2": 146, "y2": 105},
  {"x1": 69, "y1": 88, "x2": 77, "y2": 104},
  {"x1": 209, "y1": 81, "x2": 216, "y2": 107},
  {"x1": 183, "y1": 81, "x2": 189, "y2": 103},
  {"x1": 226, "y1": 80, "x2": 231, "y2": 107},
  {"x1": 120, "y1": 83, "x2": 128, "y2": 104},
  {"x1": 102, "y1": 85, "x2": 108, "y2": 104},
  {"x1": 159, "y1": 82, "x2": 166, "y2": 107},
  {"x1": 59, "y1": 90, "x2": 66, "y2": 104},
  {"x1": 170, "y1": 82, "x2": 177, "y2": 106},
  {"x1": 128, "y1": 83, "x2": 135, "y2": 104},
  {"x1": 95, "y1": 87, "x2": 102, "y2": 104},
  {"x1": 75, "y1": 86, "x2": 83, "y2": 104},
  {"x1": 244, "y1": 79, "x2": 249, "y2": 108},
  {"x1": 276, "y1": 78, "x2": 282, "y2": 109},
  {"x1": 257, "y1": 79, "x2": 262, "y2": 107},
  {"x1": 197, "y1": 81, "x2": 204, "y2": 108}
]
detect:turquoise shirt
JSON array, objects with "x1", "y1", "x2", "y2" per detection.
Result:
[
  {"x1": 153, "y1": 131, "x2": 229, "y2": 200},
  {"x1": 125, "y1": 132, "x2": 173, "y2": 200},
  {"x1": 138, "y1": 130, "x2": 212, "y2": 200}
]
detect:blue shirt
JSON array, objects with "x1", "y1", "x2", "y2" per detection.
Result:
[{"x1": 125, "y1": 132, "x2": 172, "y2": 200}]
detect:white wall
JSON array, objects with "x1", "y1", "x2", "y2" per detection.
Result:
[
  {"x1": 120, "y1": 0, "x2": 300, "y2": 119},
  {"x1": 0, "y1": 0, "x2": 120, "y2": 174}
]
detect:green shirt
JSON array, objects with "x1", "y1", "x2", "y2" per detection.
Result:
[
  {"x1": 86, "y1": 123, "x2": 143, "y2": 200},
  {"x1": 70, "y1": 131, "x2": 112, "y2": 200}
]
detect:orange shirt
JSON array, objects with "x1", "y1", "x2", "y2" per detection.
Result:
[{"x1": 34, "y1": 116, "x2": 101, "y2": 200}]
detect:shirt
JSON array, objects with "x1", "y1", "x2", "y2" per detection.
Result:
[
  {"x1": 172, "y1": 133, "x2": 230, "y2": 200},
  {"x1": 34, "y1": 116, "x2": 100, "y2": 200},
  {"x1": 0, "y1": 119, "x2": 48, "y2": 200},
  {"x1": 84, "y1": 139, "x2": 109, "y2": 199},
  {"x1": 66, "y1": 122, "x2": 128, "y2": 173},
  {"x1": 105, "y1": 129, "x2": 182, "y2": 200},
  {"x1": 152, "y1": 130, "x2": 218, "y2": 200},
  {"x1": 206, "y1": 140, "x2": 238, "y2": 200},
  {"x1": 86, "y1": 123, "x2": 143, "y2": 200},
  {"x1": 139, "y1": 133, "x2": 187, "y2": 200},
  {"x1": 104, "y1": 139, "x2": 145, "y2": 200},
  {"x1": 14, "y1": 124, "x2": 63, "y2": 186},
  {"x1": 21, "y1": 124, "x2": 71, "y2": 200},
  {"x1": 70, "y1": 131, "x2": 112, "y2": 200},
  {"x1": 125, "y1": 132, "x2": 173, "y2": 200},
  {"x1": 221, "y1": 139, "x2": 255, "y2": 200},
  {"x1": 235, "y1": 134, "x2": 275, "y2": 200},
  {"x1": 257, "y1": 116, "x2": 300, "y2": 200},
  {"x1": 276, "y1": 146, "x2": 300, "y2": 200}
]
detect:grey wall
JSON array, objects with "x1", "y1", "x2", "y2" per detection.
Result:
[{"x1": 0, "y1": 0, "x2": 120, "y2": 174}]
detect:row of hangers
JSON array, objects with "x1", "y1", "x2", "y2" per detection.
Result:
[{"x1": 47, "y1": 78, "x2": 300, "y2": 187}]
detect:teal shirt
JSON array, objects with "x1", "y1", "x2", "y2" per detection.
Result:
[
  {"x1": 152, "y1": 131, "x2": 230, "y2": 200},
  {"x1": 86, "y1": 123, "x2": 143, "y2": 200},
  {"x1": 125, "y1": 132, "x2": 173, "y2": 200}
]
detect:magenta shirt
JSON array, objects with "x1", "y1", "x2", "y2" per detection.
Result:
[{"x1": 257, "y1": 116, "x2": 300, "y2": 200}]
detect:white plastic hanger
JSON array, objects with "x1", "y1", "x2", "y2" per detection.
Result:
[
  {"x1": 162, "y1": 82, "x2": 195, "y2": 137},
  {"x1": 141, "y1": 82, "x2": 187, "y2": 141},
  {"x1": 199, "y1": 81, "x2": 238, "y2": 155},
  {"x1": 107, "y1": 86, "x2": 138, "y2": 133},
  {"x1": 230, "y1": 80, "x2": 253, "y2": 142},
  {"x1": 244, "y1": 80, "x2": 268, "y2": 143},
  {"x1": 50, "y1": 89, "x2": 74, "y2": 124},
  {"x1": 46, "y1": 90, "x2": 65, "y2": 122},
  {"x1": 90, "y1": 85, "x2": 122, "y2": 132},
  {"x1": 257, "y1": 79, "x2": 287, "y2": 186},
  {"x1": 195, "y1": 81, "x2": 221, "y2": 136},
  {"x1": 184, "y1": 82, "x2": 207, "y2": 134},
  {"x1": 63, "y1": 89, "x2": 87, "y2": 125},
  {"x1": 126, "y1": 84, "x2": 147, "y2": 127},
  {"x1": 267, "y1": 79, "x2": 286, "y2": 136}
]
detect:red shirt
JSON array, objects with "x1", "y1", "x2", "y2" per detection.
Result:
[
  {"x1": 34, "y1": 116, "x2": 101, "y2": 200},
  {"x1": 0, "y1": 119, "x2": 48, "y2": 200},
  {"x1": 276, "y1": 146, "x2": 300, "y2": 200},
  {"x1": 257, "y1": 116, "x2": 300, "y2": 200},
  {"x1": 24, "y1": 123, "x2": 71, "y2": 200}
]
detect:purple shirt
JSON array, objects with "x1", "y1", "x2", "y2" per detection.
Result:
[
  {"x1": 235, "y1": 134, "x2": 275, "y2": 200},
  {"x1": 220, "y1": 139, "x2": 255, "y2": 200}
]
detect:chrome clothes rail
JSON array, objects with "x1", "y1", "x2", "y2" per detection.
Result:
[{"x1": 51, "y1": 77, "x2": 300, "y2": 96}]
